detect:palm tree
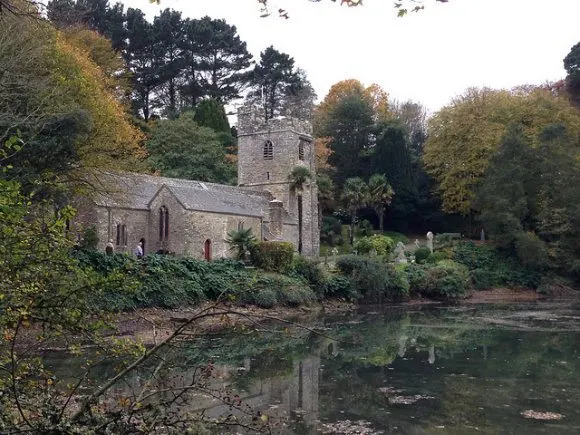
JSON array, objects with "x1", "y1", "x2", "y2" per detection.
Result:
[
  {"x1": 225, "y1": 228, "x2": 257, "y2": 261},
  {"x1": 341, "y1": 177, "x2": 369, "y2": 245},
  {"x1": 289, "y1": 166, "x2": 311, "y2": 253},
  {"x1": 368, "y1": 173, "x2": 394, "y2": 232},
  {"x1": 288, "y1": 166, "x2": 311, "y2": 194}
]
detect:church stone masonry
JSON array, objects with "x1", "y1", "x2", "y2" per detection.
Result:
[{"x1": 74, "y1": 104, "x2": 319, "y2": 259}]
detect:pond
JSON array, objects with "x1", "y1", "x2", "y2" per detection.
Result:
[{"x1": 49, "y1": 302, "x2": 580, "y2": 434}]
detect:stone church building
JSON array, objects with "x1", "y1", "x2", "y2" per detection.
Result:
[{"x1": 75, "y1": 105, "x2": 319, "y2": 259}]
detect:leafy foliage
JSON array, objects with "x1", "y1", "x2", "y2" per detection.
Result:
[
  {"x1": 354, "y1": 234, "x2": 394, "y2": 256},
  {"x1": 226, "y1": 228, "x2": 258, "y2": 261},
  {"x1": 414, "y1": 247, "x2": 431, "y2": 264},
  {"x1": 424, "y1": 87, "x2": 580, "y2": 215},
  {"x1": 252, "y1": 241, "x2": 295, "y2": 273},
  {"x1": 336, "y1": 256, "x2": 409, "y2": 302},
  {"x1": 146, "y1": 111, "x2": 236, "y2": 183}
]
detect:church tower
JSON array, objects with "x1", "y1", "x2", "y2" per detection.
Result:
[{"x1": 237, "y1": 105, "x2": 319, "y2": 256}]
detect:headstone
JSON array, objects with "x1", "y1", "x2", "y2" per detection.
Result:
[
  {"x1": 370, "y1": 248, "x2": 377, "y2": 257},
  {"x1": 331, "y1": 247, "x2": 339, "y2": 256},
  {"x1": 414, "y1": 239, "x2": 420, "y2": 249},
  {"x1": 395, "y1": 241, "x2": 407, "y2": 264},
  {"x1": 426, "y1": 231, "x2": 434, "y2": 253},
  {"x1": 480, "y1": 228, "x2": 486, "y2": 242}
]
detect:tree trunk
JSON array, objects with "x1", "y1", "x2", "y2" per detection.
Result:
[{"x1": 379, "y1": 212, "x2": 384, "y2": 232}]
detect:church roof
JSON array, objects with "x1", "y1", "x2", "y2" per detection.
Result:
[{"x1": 88, "y1": 172, "x2": 293, "y2": 222}]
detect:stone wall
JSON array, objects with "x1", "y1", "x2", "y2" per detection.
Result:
[
  {"x1": 94, "y1": 206, "x2": 149, "y2": 255},
  {"x1": 181, "y1": 211, "x2": 262, "y2": 259}
]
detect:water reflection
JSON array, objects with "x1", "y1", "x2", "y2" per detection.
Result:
[{"x1": 49, "y1": 303, "x2": 580, "y2": 434}]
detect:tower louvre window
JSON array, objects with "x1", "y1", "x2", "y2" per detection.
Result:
[
  {"x1": 263, "y1": 140, "x2": 273, "y2": 160},
  {"x1": 298, "y1": 140, "x2": 305, "y2": 160}
]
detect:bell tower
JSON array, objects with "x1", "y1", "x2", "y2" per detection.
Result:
[{"x1": 237, "y1": 105, "x2": 319, "y2": 256}]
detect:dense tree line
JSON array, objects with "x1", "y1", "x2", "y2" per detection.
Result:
[
  {"x1": 313, "y1": 79, "x2": 446, "y2": 237},
  {"x1": 46, "y1": 0, "x2": 313, "y2": 123}
]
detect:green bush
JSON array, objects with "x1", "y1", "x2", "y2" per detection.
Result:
[
  {"x1": 423, "y1": 260, "x2": 470, "y2": 299},
  {"x1": 426, "y1": 251, "x2": 452, "y2": 264},
  {"x1": 404, "y1": 263, "x2": 428, "y2": 295},
  {"x1": 324, "y1": 275, "x2": 356, "y2": 300},
  {"x1": 383, "y1": 231, "x2": 408, "y2": 245},
  {"x1": 354, "y1": 234, "x2": 394, "y2": 256},
  {"x1": 434, "y1": 233, "x2": 462, "y2": 249},
  {"x1": 453, "y1": 242, "x2": 541, "y2": 289},
  {"x1": 252, "y1": 241, "x2": 294, "y2": 272},
  {"x1": 414, "y1": 247, "x2": 431, "y2": 264},
  {"x1": 515, "y1": 232, "x2": 549, "y2": 269},
  {"x1": 470, "y1": 268, "x2": 502, "y2": 290},
  {"x1": 80, "y1": 225, "x2": 99, "y2": 251},
  {"x1": 251, "y1": 288, "x2": 278, "y2": 308},
  {"x1": 336, "y1": 256, "x2": 409, "y2": 302},
  {"x1": 244, "y1": 273, "x2": 315, "y2": 307},
  {"x1": 291, "y1": 255, "x2": 327, "y2": 297}
]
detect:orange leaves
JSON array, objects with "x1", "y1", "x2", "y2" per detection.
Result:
[
  {"x1": 314, "y1": 79, "x2": 394, "y2": 135},
  {"x1": 54, "y1": 32, "x2": 146, "y2": 170},
  {"x1": 314, "y1": 137, "x2": 333, "y2": 172}
]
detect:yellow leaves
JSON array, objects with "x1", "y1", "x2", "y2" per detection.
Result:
[
  {"x1": 53, "y1": 32, "x2": 146, "y2": 173},
  {"x1": 424, "y1": 86, "x2": 580, "y2": 215},
  {"x1": 314, "y1": 79, "x2": 394, "y2": 136}
]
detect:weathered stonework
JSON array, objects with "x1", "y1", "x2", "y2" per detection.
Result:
[
  {"x1": 73, "y1": 104, "x2": 319, "y2": 258},
  {"x1": 237, "y1": 105, "x2": 319, "y2": 256}
]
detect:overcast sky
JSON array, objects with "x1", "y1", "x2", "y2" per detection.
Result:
[{"x1": 121, "y1": 0, "x2": 580, "y2": 113}]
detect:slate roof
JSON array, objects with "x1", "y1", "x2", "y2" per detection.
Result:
[{"x1": 88, "y1": 172, "x2": 294, "y2": 223}]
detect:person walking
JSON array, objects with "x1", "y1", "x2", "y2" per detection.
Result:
[{"x1": 134, "y1": 241, "x2": 143, "y2": 259}]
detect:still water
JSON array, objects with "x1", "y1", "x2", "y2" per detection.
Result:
[{"x1": 53, "y1": 302, "x2": 580, "y2": 434}]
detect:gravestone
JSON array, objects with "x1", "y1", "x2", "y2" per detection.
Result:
[
  {"x1": 414, "y1": 239, "x2": 420, "y2": 249},
  {"x1": 426, "y1": 231, "x2": 434, "y2": 253},
  {"x1": 395, "y1": 241, "x2": 407, "y2": 264}
]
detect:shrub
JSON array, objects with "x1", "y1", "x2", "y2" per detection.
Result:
[
  {"x1": 405, "y1": 263, "x2": 428, "y2": 295},
  {"x1": 354, "y1": 234, "x2": 394, "y2": 256},
  {"x1": 414, "y1": 247, "x2": 431, "y2": 264},
  {"x1": 423, "y1": 260, "x2": 470, "y2": 299},
  {"x1": 244, "y1": 273, "x2": 315, "y2": 307},
  {"x1": 336, "y1": 256, "x2": 409, "y2": 302},
  {"x1": 80, "y1": 225, "x2": 99, "y2": 251},
  {"x1": 252, "y1": 241, "x2": 294, "y2": 272},
  {"x1": 277, "y1": 285, "x2": 316, "y2": 306},
  {"x1": 426, "y1": 251, "x2": 452, "y2": 264},
  {"x1": 291, "y1": 255, "x2": 327, "y2": 297},
  {"x1": 470, "y1": 268, "x2": 502, "y2": 290},
  {"x1": 324, "y1": 275, "x2": 356, "y2": 300},
  {"x1": 515, "y1": 232, "x2": 549, "y2": 269},
  {"x1": 453, "y1": 242, "x2": 542, "y2": 289},
  {"x1": 251, "y1": 288, "x2": 278, "y2": 308},
  {"x1": 434, "y1": 233, "x2": 462, "y2": 249},
  {"x1": 383, "y1": 231, "x2": 408, "y2": 245}
]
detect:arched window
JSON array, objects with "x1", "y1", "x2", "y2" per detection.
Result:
[
  {"x1": 298, "y1": 140, "x2": 305, "y2": 160},
  {"x1": 116, "y1": 224, "x2": 127, "y2": 246},
  {"x1": 263, "y1": 140, "x2": 273, "y2": 160},
  {"x1": 238, "y1": 221, "x2": 245, "y2": 231},
  {"x1": 159, "y1": 206, "x2": 169, "y2": 242}
]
